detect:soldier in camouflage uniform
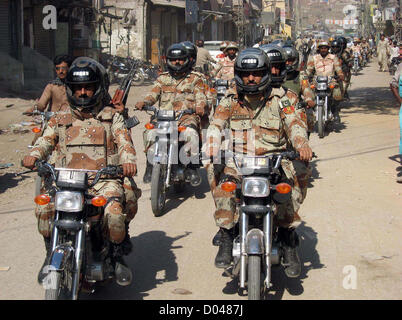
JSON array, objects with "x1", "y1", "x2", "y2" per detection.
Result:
[
  {"x1": 282, "y1": 45, "x2": 316, "y2": 136},
  {"x1": 135, "y1": 43, "x2": 208, "y2": 184},
  {"x1": 204, "y1": 48, "x2": 312, "y2": 277},
  {"x1": 23, "y1": 57, "x2": 140, "y2": 286},
  {"x1": 306, "y1": 41, "x2": 345, "y2": 123},
  {"x1": 212, "y1": 42, "x2": 239, "y2": 80},
  {"x1": 332, "y1": 37, "x2": 353, "y2": 100}
]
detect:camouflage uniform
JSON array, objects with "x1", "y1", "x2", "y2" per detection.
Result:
[
  {"x1": 140, "y1": 71, "x2": 208, "y2": 161},
  {"x1": 284, "y1": 71, "x2": 315, "y2": 133},
  {"x1": 30, "y1": 104, "x2": 140, "y2": 244},
  {"x1": 205, "y1": 87, "x2": 311, "y2": 230},
  {"x1": 337, "y1": 50, "x2": 353, "y2": 96},
  {"x1": 306, "y1": 53, "x2": 344, "y2": 102},
  {"x1": 212, "y1": 56, "x2": 235, "y2": 80}
]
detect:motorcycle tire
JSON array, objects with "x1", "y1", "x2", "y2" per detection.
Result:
[
  {"x1": 151, "y1": 163, "x2": 167, "y2": 217},
  {"x1": 45, "y1": 270, "x2": 62, "y2": 300},
  {"x1": 248, "y1": 255, "x2": 262, "y2": 300},
  {"x1": 317, "y1": 106, "x2": 325, "y2": 139},
  {"x1": 131, "y1": 72, "x2": 145, "y2": 86}
]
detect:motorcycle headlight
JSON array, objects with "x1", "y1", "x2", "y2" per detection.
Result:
[
  {"x1": 317, "y1": 83, "x2": 327, "y2": 90},
  {"x1": 55, "y1": 191, "x2": 84, "y2": 212},
  {"x1": 242, "y1": 177, "x2": 270, "y2": 197}
]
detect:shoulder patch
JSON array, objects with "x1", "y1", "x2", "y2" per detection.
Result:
[{"x1": 282, "y1": 106, "x2": 295, "y2": 114}]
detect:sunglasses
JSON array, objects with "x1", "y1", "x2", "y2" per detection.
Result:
[{"x1": 55, "y1": 67, "x2": 68, "y2": 71}]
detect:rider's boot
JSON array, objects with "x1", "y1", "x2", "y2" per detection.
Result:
[
  {"x1": 37, "y1": 237, "x2": 52, "y2": 285},
  {"x1": 212, "y1": 228, "x2": 224, "y2": 246},
  {"x1": 214, "y1": 227, "x2": 234, "y2": 268},
  {"x1": 188, "y1": 164, "x2": 201, "y2": 187},
  {"x1": 280, "y1": 227, "x2": 301, "y2": 278},
  {"x1": 143, "y1": 161, "x2": 153, "y2": 184},
  {"x1": 111, "y1": 242, "x2": 133, "y2": 286}
]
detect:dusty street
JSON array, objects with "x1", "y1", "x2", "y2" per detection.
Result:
[{"x1": 0, "y1": 59, "x2": 401, "y2": 300}]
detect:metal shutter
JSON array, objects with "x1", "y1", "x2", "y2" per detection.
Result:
[{"x1": 0, "y1": 0, "x2": 10, "y2": 54}]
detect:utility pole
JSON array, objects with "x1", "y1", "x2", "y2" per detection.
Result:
[{"x1": 232, "y1": 0, "x2": 246, "y2": 48}]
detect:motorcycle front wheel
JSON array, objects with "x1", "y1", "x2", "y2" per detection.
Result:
[
  {"x1": 317, "y1": 105, "x2": 325, "y2": 139},
  {"x1": 151, "y1": 163, "x2": 167, "y2": 217},
  {"x1": 248, "y1": 255, "x2": 262, "y2": 300}
]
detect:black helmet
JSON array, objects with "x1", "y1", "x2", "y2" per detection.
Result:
[
  {"x1": 65, "y1": 57, "x2": 109, "y2": 110},
  {"x1": 165, "y1": 43, "x2": 191, "y2": 75},
  {"x1": 180, "y1": 41, "x2": 198, "y2": 69},
  {"x1": 283, "y1": 46, "x2": 299, "y2": 73},
  {"x1": 336, "y1": 36, "x2": 347, "y2": 50},
  {"x1": 234, "y1": 48, "x2": 271, "y2": 95},
  {"x1": 259, "y1": 45, "x2": 287, "y2": 85},
  {"x1": 331, "y1": 39, "x2": 342, "y2": 54}
]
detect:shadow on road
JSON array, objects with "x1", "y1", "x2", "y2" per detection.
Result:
[
  {"x1": 157, "y1": 168, "x2": 210, "y2": 217},
  {"x1": 81, "y1": 230, "x2": 191, "y2": 300},
  {"x1": 220, "y1": 222, "x2": 324, "y2": 300},
  {"x1": 342, "y1": 86, "x2": 398, "y2": 115},
  {"x1": 0, "y1": 172, "x2": 31, "y2": 193}
]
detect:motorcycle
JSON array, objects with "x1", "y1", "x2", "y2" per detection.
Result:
[
  {"x1": 142, "y1": 106, "x2": 201, "y2": 217},
  {"x1": 389, "y1": 57, "x2": 401, "y2": 76},
  {"x1": 218, "y1": 150, "x2": 306, "y2": 300},
  {"x1": 311, "y1": 76, "x2": 336, "y2": 139},
  {"x1": 106, "y1": 56, "x2": 153, "y2": 86},
  {"x1": 352, "y1": 52, "x2": 360, "y2": 76},
  {"x1": 32, "y1": 161, "x2": 128, "y2": 300},
  {"x1": 213, "y1": 79, "x2": 229, "y2": 110},
  {"x1": 361, "y1": 49, "x2": 367, "y2": 67}
]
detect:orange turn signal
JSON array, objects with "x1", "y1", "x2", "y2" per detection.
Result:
[
  {"x1": 91, "y1": 196, "x2": 107, "y2": 207},
  {"x1": 276, "y1": 183, "x2": 292, "y2": 194},
  {"x1": 310, "y1": 84, "x2": 316, "y2": 89},
  {"x1": 145, "y1": 123, "x2": 154, "y2": 130},
  {"x1": 32, "y1": 127, "x2": 41, "y2": 133},
  {"x1": 178, "y1": 126, "x2": 187, "y2": 133},
  {"x1": 329, "y1": 84, "x2": 335, "y2": 89},
  {"x1": 221, "y1": 181, "x2": 237, "y2": 193},
  {"x1": 34, "y1": 194, "x2": 51, "y2": 206},
  {"x1": 210, "y1": 88, "x2": 217, "y2": 94}
]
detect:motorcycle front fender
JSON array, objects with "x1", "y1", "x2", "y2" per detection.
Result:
[
  {"x1": 49, "y1": 244, "x2": 74, "y2": 272},
  {"x1": 245, "y1": 229, "x2": 265, "y2": 255}
]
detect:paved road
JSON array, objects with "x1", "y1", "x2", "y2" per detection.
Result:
[{"x1": 0, "y1": 59, "x2": 401, "y2": 300}]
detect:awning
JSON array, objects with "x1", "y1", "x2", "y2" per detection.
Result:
[{"x1": 150, "y1": 0, "x2": 185, "y2": 9}]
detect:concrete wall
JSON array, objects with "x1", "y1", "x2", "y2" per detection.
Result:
[
  {"x1": 101, "y1": 0, "x2": 146, "y2": 59},
  {"x1": 22, "y1": 46, "x2": 53, "y2": 92},
  {"x1": 0, "y1": 52, "x2": 24, "y2": 93}
]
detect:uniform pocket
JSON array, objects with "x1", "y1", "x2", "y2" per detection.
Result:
[{"x1": 257, "y1": 117, "x2": 281, "y2": 145}]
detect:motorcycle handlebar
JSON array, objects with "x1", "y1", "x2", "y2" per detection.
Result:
[{"x1": 33, "y1": 161, "x2": 123, "y2": 187}]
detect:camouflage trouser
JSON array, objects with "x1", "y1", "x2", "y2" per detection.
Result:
[
  {"x1": 305, "y1": 107, "x2": 315, "y2": 133},
  {"x1": 213, "y1": 158, "x2": 311, "y2": 230},
  {"x1": 205, "y1": 163, "x2": 224, "y2": 208},
  {"x1": 35, "y1": 178, "x2": 141, "y2": 244},
  {"x1": 143, "y1": 116, "x2": 201, "y2": 164}
]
